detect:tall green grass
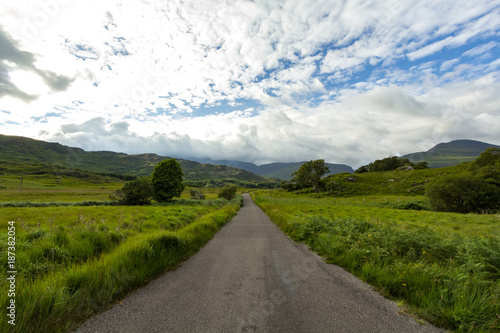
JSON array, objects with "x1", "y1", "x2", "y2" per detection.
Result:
[
  {"x1": 255, "y1": 193, "x2": 499, "y2": 238},
  {"x1": 254, "y1": 193, "x2": 499, "y2": 332},
  {"x1": 0, "y1": 197, "x2": 241, "y2": 333}
]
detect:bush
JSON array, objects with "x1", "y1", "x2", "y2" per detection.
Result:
[
  {"x1": 390, "y1": 201, "x2": 429, "y2": 211},
  {"x1": 355, "y1": 156, "x2": 414, "y2": 173},
  {"x1": 470, "y1": 147, "x2": 500, "y2": 186},
  {"x1": 218, "y1": 185, "x2": 238, "y2": 200},
  {"x1": 111, "y1": 177, "x2": 154, "y2": 205},
  {"x1": 325, "y1": 179, "x2": 344, "y2": 194},
  {"x1": 189, "y1": 189, "x2": 206, "y2": 200},
  {"x1": 427, "y1": 174, "x2": 500, "y2": 213}
]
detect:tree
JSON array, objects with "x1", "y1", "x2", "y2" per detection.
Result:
[
  {"x1": 151, "y1": 159, "x2": 185, "y2": 202},
  {"x1": 414, "y1": 161, "x2": 429, "y2": 169},
  {"x1": 471, "y1": 147, "x2": 500, "y2": 168},
  {"x1": 291, "y1": 160, "x2": 330, "y2": 189},
  {"x1": 426, "y1": 174, "x2": 500, "y2": 213},
  {"x1": 111, "y1": 177, "x2": 153, "y2": 205},
  {"x1": 470, "y1": 147, "x2": 500, "y2": 186},
  {"x1": 218, "y1": 185, "x2": 238, "y2": 200},
  {"x1": 355, "y1": 156, "x2": 416, "y2": 173},
  {"x1": 355, "y1": 165, "x2": 369, "y2": 173}
]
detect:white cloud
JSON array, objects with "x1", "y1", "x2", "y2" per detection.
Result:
[
  {"x1": 36, "y1": 72, "x2": 500, "y2": 168},
  {"x1": 1, "y1": 0, "x2": 500, "y2": 167},
  {"x1": 462, "y1": 41, "x2": 499, "y2": 57}
]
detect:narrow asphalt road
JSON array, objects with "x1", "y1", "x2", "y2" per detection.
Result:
[{"x1": 76, "y1": 194, "x2": 443, "y2": 333}]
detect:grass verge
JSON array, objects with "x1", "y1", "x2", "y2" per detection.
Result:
[
  {"x1": 253, "y1": 193, "x2": 499, "y2": 332},
  {"x1": 0, "y1": 197, "x2": 241, "y2": 333}
]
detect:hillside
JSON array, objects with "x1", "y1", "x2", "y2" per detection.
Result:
[
  {"x1": 401, "y1": 139, "x2": 498, "y2": 168},
  {"x1": 191, "y1": 158, "x2": 354, "y2": 180},
  {"x1": 0, "y1": 135, "x2": 273, "y2": 184}
]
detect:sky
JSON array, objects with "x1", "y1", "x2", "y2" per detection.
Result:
[{"x1": 0, "y1": 0, "x2": 499, "y2": 168}]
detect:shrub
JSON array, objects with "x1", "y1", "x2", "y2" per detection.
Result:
[
  {"x1": 218, "y1": 185, "x2": 238, "y2": 200},
  {"x1": 390, "y1": 201, "x2": 430, "y2": 211},
  {"x1": 355, "y1": 156, "x2": 414, "y2": 173},
  {"x1": 189, "y1": 189, "x2": 206, "y2": 200},
  {"x1": 325, "y1": 179, "x2": 343, "y2": 194},
  {"x1": 470, "y1": 147, "x2": 500, "y2": 186},
  {"x1": 111, "y1": 177, "x2": 154, "y2": 205},
  {"x1": 427, "y1": 174, "x2": 500, "y2": 213}
]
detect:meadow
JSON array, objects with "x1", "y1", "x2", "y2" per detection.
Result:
[
  {"x1": 253, "y1": 191, "x2": 500, "y2": 332},
  {"x1": 0, "y1": 167, "x2": 242, "y2": 333}
]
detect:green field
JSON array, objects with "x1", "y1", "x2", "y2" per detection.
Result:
[
  {"x1": 0, "y1": 165, "x2": 242, "y2": 333},
  {"x1": 2, "y1": 154, "x2": 499, "y2": 332},
  {"x1": 0, "y1": 200, "x2": 241, "y2": 333},
  {"x1": 253, "y1": 191, "x2": 500, "y2": 332}
]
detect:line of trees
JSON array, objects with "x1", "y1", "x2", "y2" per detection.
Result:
[
  {"x1": 184, "y1": 179, "x2": 277, "y2": 189},
  {"x1": 111, "y1": 159, "x2": 241, "y2": 205},
  {"x1": 355, "y1": 156, "x2": 428, "y2": 173},
  {"x1": 281, "y1": 150, "x2": 500, "y2": 214},
  {"x1": 111, "y1": 159, "x2": 185, "y2": 205}
]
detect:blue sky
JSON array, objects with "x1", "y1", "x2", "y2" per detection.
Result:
[{"x1": 0, "y1": 0, "x2": 499, "y2": 167}]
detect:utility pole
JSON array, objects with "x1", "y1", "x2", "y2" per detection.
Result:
[{"x1": 19, "y1": 174, "x2": 23, "y2": 191}]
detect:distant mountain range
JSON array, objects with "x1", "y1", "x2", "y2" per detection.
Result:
[
  {"x1": 0, "y1": 135, "x2": 269, "y2": 183},
  {"x1": 190, "y1": 158, "x2": 354, "y2": 180},
  {"x1": 0, "y1": 135, "x2": 497, "y2": 181},
  {"x1": 401, "y1": 139, "x2": 499, "y2": 168},
  {"x1": 190, "y1": 139, "x2": 499, "y2": 177}
]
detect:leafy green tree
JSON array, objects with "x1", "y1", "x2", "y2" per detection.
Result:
[
  {"x1": 427, "y1": 174, "x2": 500, "y2": 213},
  {"x1": 111, "y1": 177, "x2": 153, "y2": 205},
  {"x1": 470, "y1": 147, "x2": 500, "y2": 186},
  {"x1": 355, "y1": 165, "x2": 369, "y2": 173},
  {"x1": 218, "y1": 185, "x2": 238, "y2": 200},
  {"x1": 355, "y1": 156, "x2": 415, "y2": 173},
  {"x1": 151, "y1": 159, "x2": 185, "y2": 202},
  {"x1": 414, "y1": 161, "x2": 429, "y2": 169},
  {"x1": 291, "y1": 160, "x2": 330, "y2": 189},
  {"x1": 472, "y1": 147, "x2": 500, "y2": 168}
]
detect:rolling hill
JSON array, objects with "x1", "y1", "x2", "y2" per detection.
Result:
[
  {"x1": 189, "y1": 158, "x2": 354, "y2": 180},
  {"x1": 2, "y1": 135, "x2": 497, "y2": 183},
  {"x1": 0, "y1": 135, "x2": 273, "y2": 184},
  {"x1": 401, "y1": 139, "x2": 499, "y2": 168}
]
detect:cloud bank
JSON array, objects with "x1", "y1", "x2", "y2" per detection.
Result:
[{"x1": 0, "y1": 0, "x2": 499, "y2": 167}]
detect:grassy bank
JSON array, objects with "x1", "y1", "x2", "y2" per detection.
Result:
[
  {"x1": 253, "y1": 192, "x2": 499, "y2": 332},
  {"x1": 0, "y1": 196, "x2": 242, "y2": 333}
]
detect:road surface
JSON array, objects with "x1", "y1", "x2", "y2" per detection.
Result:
[{"x1": 76, "y1": 194, "x2": 443, "y2": 333}]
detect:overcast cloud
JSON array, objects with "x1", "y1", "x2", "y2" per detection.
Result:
[
  {"x1": 0, "y1": 0, "x2": 499, "y2": 167},
  {"x1": 0, "y1": 25, "x2": 73, "y2": 102}
]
